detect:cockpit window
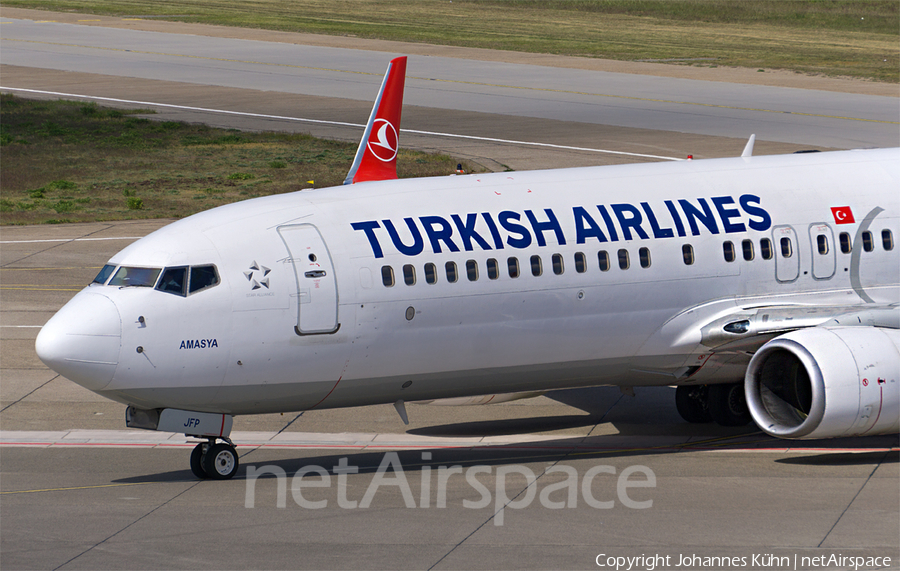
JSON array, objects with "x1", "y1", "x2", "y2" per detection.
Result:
[
  {"x1": 155, "y1": 265, "x2": 219, "y2": 296},
  {"x1": 189, "y1": 265, "x2": 219, "y2": 293},
  {"x1": 92, "y1": 264, "x2": 116, "y2": 285},
  {"x1": 156, "y1": 267, "x2": 187, "y2": 296},
  {"x1": 108, "y1": 266, "x2": 161, "y2": 288}
]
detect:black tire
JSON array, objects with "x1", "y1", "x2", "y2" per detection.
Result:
[
  {"x1": 202, "y1": 443, "x2": 239, "y2": 480},
  {"x1": 190, "y1": 443, "x2": 208, "y2": 479},
  {"x1": 675, "y1": 385, "x2": 712, "y2": 423},
  {"x1": 708, "y1": 383, "x2": 752, "y2": 427}
]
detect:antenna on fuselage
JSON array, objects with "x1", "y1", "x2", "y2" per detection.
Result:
[{"x1": 343, "y1": 56, "x2": 408, "y2": 185}]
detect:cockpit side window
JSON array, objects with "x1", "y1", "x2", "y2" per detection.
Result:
[
  {"x1": 92, "y1": 264, "x2": 116, "y2": 285},
  {"x1": 154, "y1": 265, "x2": 220, "y2": 296},
  {"x1": 156, "y1": 267, "x2": 188, "y2": 296},
  {"x1": 108, "y1": 266, "x2": 161, "y2": 288},
  {"x1": 189, "y1": 265, "x2": 219, "y2": 293}
]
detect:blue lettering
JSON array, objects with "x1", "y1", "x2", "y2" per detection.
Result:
[
  {"x1": 498, "y1": 211, "x2": 532, "y2": 249},
  {"x1": 641, "y1": 202, "x2": 675, "y2": 239},
  {"x1": 611, "y1": 203, "x2": 650, "y2": 241},
  {"x1": 452, "y1": 213, "x2": 492, "y2": 251},
  {"x1": 712, "y1": 196, "x2": 746, "y2": 233},
  {"x1": 678, "y1": 198, "x2": 719, "y2": 236},
  {"x1": 179, "y1": 338, "x2": 217, "y2": 350},
  {"x1": 664, "y1": 200, "x2": 686, "y2": 237},
  {"x1": 383, "y1": 218, "x2": 424, "y2": 256},
  {"x1": 596, "y1": 205, "x2": 619, "y2": 242},
  {"x1": 573, "y1": 206, "x2": 608, "y2": 244},
  {"x1": 420, "y1": 216, "x2": 460, "y2": 254},
  {"x1": 481, "y1": 212, "x2": 505, "y2": 250},
  {"x1": 739, "y1": 194, "x2": 772, "y2": 231},
  {"x1": 525, "y1": 209, "x2": 566, "y2": 247},
  {"x1": 351, "y1": 221, "x2": 384, "y2": 259}
]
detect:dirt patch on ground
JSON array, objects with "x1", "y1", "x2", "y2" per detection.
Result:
[{"x1": 3, "y1": 7, "x2": 896, "y2": 97}]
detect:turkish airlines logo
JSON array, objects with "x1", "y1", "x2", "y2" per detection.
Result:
[
  {"x1": 831, "y1": 206, "x2": 855, "y2": 224},
  {"x1": 367, "y1": 118, "x2": 398, "y2": 162}
]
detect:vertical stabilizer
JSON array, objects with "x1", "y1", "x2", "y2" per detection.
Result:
[{"x1": 344, "y1": 56, "x2": 408, "y2": 185}]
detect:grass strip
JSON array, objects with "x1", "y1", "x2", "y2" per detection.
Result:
[
  {"x1": 3, "y1": 0, "x2": 898, "y2": 82},
  {"x1": 0, "y1": 94, "x2": 476, "y2": 225}
]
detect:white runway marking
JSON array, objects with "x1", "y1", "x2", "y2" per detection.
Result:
[{"x1": 0, "y1": 87, "x2": 682, "y2": 161}]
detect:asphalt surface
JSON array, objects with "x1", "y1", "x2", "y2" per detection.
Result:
[{"x1": 1, "y1": 10, "x2": 899, "y2": 571}]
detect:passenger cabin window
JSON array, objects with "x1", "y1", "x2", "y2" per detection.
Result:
[
  {"x1": 445, "y1": 261, "x2": 458, "y2": 283},
  {"x1": 639, "y1": 247, "x2": 651, "y2": 268},
  {"x1": 816, "y1": 235, "x2": 829, "y2": 255},
  {"x1": 760, "y1": 238, "x2": 773, "y2": 260},
  {"x1": 862, "y1": 231, "x2": 874, "y2": 252},
  {"x1": 93, "y1": 264, "x2": 116, "y2": 285},
  {"x1": 531, "y1": 255, "x2": 543, "y2": 276},
  {"x1": 403, "y1": 264, "x2": 416, "y2": 286},
  {"x1": 487, "y1": 258, "x2": 499, "y2": 280},
  {"x1": 466, "y1": 260, "x2": 478, "y2": 281},
  {"x1": 617, "y1": 249, "x2": 629, "y2": 270},
  {"x1": 424, "y1": 262, "x2": 437, "y2": 285},
  {"x1": 723, "y1": 241, "x2": 736, "y2": 262},
  {"x1": 552, "y1": 253, "x2": 564, "y2": 275},
  {"x1": 682, "y1": 244, "x2": 694, "y2": 266},
  {"x1": 883, "y1": 229, "x2": 894, "y2": 251},
  {"x1": 157, "y1": 267, "x2": 187, "y2": 296},
  {"x1": 598, "y1": 251, "x2": 610, "y2": 272},
  {"x1": 381, "y1": 265, "x2": 395, "y2": 287},
  {"x1": 507, "y1": 257, "x2": 520, "y2": 278},
  {"x1": 839, "y1": 232, "x2": 851, "y2": 254},
  {"x1": 109, "y1": 266, "x2": 161, "y2": 288},
  {"x1": 574, "y1": 252, "x2": 587, "y2": 273},
  {"x1": 779, "y1": 237, "x2": 793, "y2": 258},
  {"x1": 742, "y1": 239, "x2": 754, "y2": 261}
]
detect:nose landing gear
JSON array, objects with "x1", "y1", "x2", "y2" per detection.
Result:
[{"x1": 190, "y1": 437, "x2": 239, "y2": 480}]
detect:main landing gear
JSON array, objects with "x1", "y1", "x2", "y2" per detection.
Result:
[
  {"x1": 190, "y1": 437, "x2": 239, "y2": 480},
  {"x1": 675, "y1": 383, "x2": 751, "y2": 427}
]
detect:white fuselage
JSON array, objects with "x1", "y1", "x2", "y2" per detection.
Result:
[{"x1": 36, "y1": 149, "x2": 900, "y2": 416}]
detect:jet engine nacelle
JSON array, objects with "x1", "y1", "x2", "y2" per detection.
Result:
[{"x1": 745, "y1": 326, "x2": 900, "y2": 439}]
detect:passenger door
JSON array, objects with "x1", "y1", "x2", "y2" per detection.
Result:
[{"x1": 278, "y1": 224, "x2": 340, "y2": 335}]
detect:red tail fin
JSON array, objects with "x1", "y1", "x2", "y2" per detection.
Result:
[{"x1": 344, "y1": 56, "x2": 407, "y2": 185}]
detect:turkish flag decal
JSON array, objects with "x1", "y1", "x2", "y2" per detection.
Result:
[{"x1": 831, "y1": 206, "x2": 855, "y2": 224}]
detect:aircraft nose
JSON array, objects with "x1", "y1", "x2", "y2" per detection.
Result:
[{"x1": 35, "y1": 292, "x2": 122, "y2": 391}]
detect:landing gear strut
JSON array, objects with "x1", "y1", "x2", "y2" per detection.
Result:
[
  {"x1": 190, "y1": 437, "x2": 239, "y2": 480},
  {"x1": 675, "y1": 385, "x2": 712, "y2": 423},
  {"x1": 675, "y1": 383, "x2": 751, "y2": 427}
]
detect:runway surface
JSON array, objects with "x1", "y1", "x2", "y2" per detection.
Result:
[
  {"x1": 1, "y1": 9, "x2": 899, "y2": 571},
  {"x1": 2, "y1": 10, "x2": 898, "y2": 174}
]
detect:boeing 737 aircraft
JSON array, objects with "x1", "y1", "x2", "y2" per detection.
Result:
[{"x1": 36, "y1": 57, "x2": 899, "y2": 479}]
